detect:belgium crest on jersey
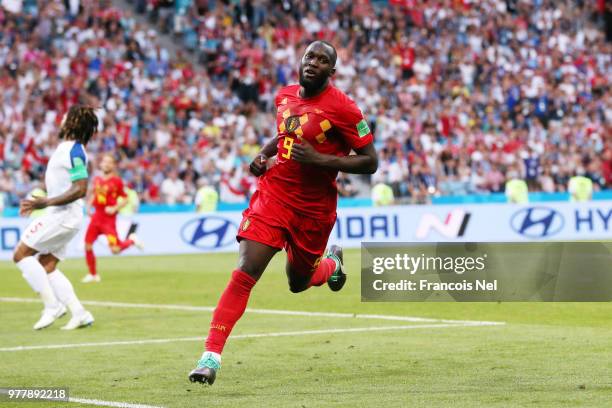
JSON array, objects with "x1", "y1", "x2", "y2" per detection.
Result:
[{"x1": 284, "y1": 115, "x2": 301, "y2": 133}]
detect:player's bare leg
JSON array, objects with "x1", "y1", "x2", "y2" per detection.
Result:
[
  {"x1": 39, "y1": 254, "x2": 94, "y2": 330},
  {"x1": 285, "y1": 268, "x2": 311, "y2": 293},
  {"x1": 188, "y1": 239, "x2": 278, "y2": 385},
  {"x1": 286, "y1": 245, "x2": 346, "y2": 293},
  {"x1": 13, "y1": 243, "x2": 66, "y2": 329}
]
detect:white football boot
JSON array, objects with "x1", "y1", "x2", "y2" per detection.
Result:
[
  {"x1": 61, "y1": 310, "x2": 95, "y2": 330},
  {"x1": 33, "y1": 304, "x2": 67, "y2": 330},
  {"x1": 81, "y1": 274, "x2": 101, "y2": 283},
  {"x1": 128, "y1": 233, "x2": 144, "y2": 250}
]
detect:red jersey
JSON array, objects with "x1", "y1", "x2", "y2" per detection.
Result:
[
  {"x1": 91, "y1": 175, "x2": 126, "y2": 219},
  {"x1": 259, "y1": 84, "x2": 373, "y2": 216}
]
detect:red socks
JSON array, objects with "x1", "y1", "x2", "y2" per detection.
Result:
[
  {"x1": 85, "y1": 249, "x2": 96, "y2": 276},
  {"x1": 205, "y1": 270, "x2": 257, "y2": 354},
  {"x1": 204, "y1": 262, "x2": 333, "y2": 354},
  {"x1": 308, "y1": 258, "x2": 336, "y2": 287},
  {"x1": 86, "y1": 238, "x2": 134, "y2": 276},
  {"x1": 118, "y1": 239, "x2": 134, "y2": 251}
]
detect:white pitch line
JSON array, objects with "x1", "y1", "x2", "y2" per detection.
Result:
[
  {"x1": 0, "y1": 297, "x2": 505, "y2": 326},
  {"x1": 0, "y1": 390, "x2": 163, "y2": 408},
  {"x1": 0, "y1": 323, "x2": 498, "y2": 352},
  {"x1": 68, "y1": 397, "x2": 163, "y2": 408}
]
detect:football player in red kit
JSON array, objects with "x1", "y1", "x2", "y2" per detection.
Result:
[
  {"x1": 189, "y1": 41, "x2": 378, "y2": 385},
  {"x1": 82, "y1": 154, "x2": 141, "y2": 283}
]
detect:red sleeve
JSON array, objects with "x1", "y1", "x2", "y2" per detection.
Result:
[
  {"x1": 332, "y1": 99, "x2": 373, "y2": 149},
  {"x1": 115, "y1": 177, "x2": 127, "y2": 198}
]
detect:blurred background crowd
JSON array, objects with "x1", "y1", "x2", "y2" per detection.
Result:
[{"x1": 0, "y1": 0, "x2": 610, "y2": 209}]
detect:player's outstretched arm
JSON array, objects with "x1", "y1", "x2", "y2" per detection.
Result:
[
  {"x1": 20, "y1": 179, "x2": 88, "y2": 216},
  {"x1": 250, "y1": 136, "x2": 279, "y2": 176},
  {"x1": 292, "y1": 138, "x2": 378, "y2": 174}
]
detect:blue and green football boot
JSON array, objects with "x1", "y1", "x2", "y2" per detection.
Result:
[
  {"x1": 326, "y1": 245, "x2": 346, "y2": 292},
  {"x1": 188, "y1": 352, "x2": 221, "y2": 385}
]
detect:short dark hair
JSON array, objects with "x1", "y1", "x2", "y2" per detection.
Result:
[
  {"x1": 310, "y1": 40, "x2": 337, "y2": 67},
  {"x1": 59, "y1": 105, "x2": 99, "y2": 145}
]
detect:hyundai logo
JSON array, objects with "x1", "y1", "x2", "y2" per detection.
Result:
[
  {"x1": 181, "y1": 217, "x2": 238, "y2": 249},
  {"x1": 510, "y1": 207, "x2": 564, "y2": 238}
]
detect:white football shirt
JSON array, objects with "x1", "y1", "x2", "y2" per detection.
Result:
[{"x1": 44, "y1": 140, "x2": 89, "y2": 229}]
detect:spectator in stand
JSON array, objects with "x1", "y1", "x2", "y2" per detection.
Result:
[
  {"x1": 0, "y1": 0, "x2": 609, "y2": 209},
  {"x1": 179, "y1": 159, "x2": 200, "y2": 183},
  {"x1": 538, "y1": 166, "x2": 557, "y2": 193},
  {"x1": 160, "y1": 169, "x2": 187, "y2": 205},
  {"x1": 195, "y1": 177, "x2": 219, "y2": 213},
  {"x1": 505, "y1": 178, "x2": 529, "y2": 204},
  {"x1": 568, "y1": 172, "x2": 594, "y2": 202},
  {"x1": 372, "y1": 182, "x2": 395, "y2": 206},
  {"x1": 337, "y1": 172, "x2": 358, "y2": 198}
]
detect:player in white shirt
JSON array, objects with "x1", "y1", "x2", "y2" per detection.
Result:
[{"x1": 13, "y1": 106, "x2": 98, "y2": 330}]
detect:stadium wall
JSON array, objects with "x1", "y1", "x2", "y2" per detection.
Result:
[{"x1": 0, "y1": 201, "x2": 610, "y2": 260}]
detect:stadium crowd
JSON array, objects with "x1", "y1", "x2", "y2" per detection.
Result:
[{"x1": 0, "y1": 0, "x2": 610, "y2": 208}]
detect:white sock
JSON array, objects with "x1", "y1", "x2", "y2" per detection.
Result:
[
  {"x1": 47, "y1": 269, "x2": 85, "y2": 316},
  {"x1": 16, "y1": 257, "x2": 59, "y2": 310},
  {"x1": 202, "y1": 351, "x2": 222, "y2": 363}
]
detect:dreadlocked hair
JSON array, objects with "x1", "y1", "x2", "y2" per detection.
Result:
[{"x1": 58, "y1": 105, "x2": 99, "y2": 145}]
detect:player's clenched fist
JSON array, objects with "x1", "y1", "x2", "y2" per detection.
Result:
[
  {"x1": 19, "y1": 197, "x2": 48, "y2": 217},
  {"x1": 249, "y1": 154, "x2": 268, "y2": 176}
]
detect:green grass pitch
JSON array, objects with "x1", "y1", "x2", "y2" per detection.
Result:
[{"x1": 0, "y1": 250, "x2": 610, "y2": 407}]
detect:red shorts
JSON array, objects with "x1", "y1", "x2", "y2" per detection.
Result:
[
  {"x1": 237, "y1": 190, "x2": 336, "y2": 276},
  {"x1": 85, "y1": 216, "x2": 121, "y2": 248}
]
